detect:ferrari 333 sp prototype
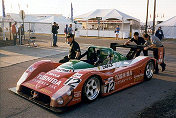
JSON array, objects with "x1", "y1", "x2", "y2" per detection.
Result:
[{"x1": 9, "y1": 45, "x2": 156, "y2": 112}]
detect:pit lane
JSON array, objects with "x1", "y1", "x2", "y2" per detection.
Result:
[{"x1": 0, "y1": 37, "x2": 176, "y2": 118}]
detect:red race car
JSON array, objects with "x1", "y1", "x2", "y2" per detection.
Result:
[{"x1": 9, "y1": 45, "x2": 156, "y2": 112}]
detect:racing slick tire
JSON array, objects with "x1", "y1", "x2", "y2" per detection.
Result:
[
  {"x1": 144, "y1": 60, "x2": 154, "y2": 81},
  {"x1": 82, "y1": 76, "x2": 101, "y2": 102}
]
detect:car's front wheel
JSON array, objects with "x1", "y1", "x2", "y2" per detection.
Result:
[
  {"x1": 144, "y1": 60, "x2": 154, "y2": 81},
  {"x1": 82, "y1": 76, "x2": 100, "y2": 102}
]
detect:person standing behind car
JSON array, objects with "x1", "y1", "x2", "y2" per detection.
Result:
[
  {"x1": 18, "y1": 24, "x2": 24, "y2": 45},
  {"x1": 124, "y1": 32, "x2": 148, "y2": 59},
  {"x1": 59, "y1": 33, "x2": 81, "y2": 63},
  {"x1": 64, "y1": 24, "x2": 68, "y2": 42},
  {"x1": 155, "y1": 27, "x2": 164, "y2": 40},
  {"x1": 68, "y1": 24, "x2": 73, "y2": 34},
  {"x1": 52, "y1": 22, "x2": 59, "y2": 47},
  {"x1": 115, "y1": 25, "x2": 120, "y2": 40},
  {"x1": 12, "y1": 22, "x2": 17, "y2": 45},
  {"x1": 143, "y1": 34, "x2": 166, "y2": 73}
]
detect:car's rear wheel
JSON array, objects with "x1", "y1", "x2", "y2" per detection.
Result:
[
  {"x1": 82, "y1": 76, "x2": 100, "y2": 102},
  {"x1": 144, "y1": 60, "x2": 154, "y2": 81}
]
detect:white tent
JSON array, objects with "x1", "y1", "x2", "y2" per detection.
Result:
[
  {"x1": 76, "y1": 9, "x2": 139, "y2": 21},
  {"x1": 75, "y1": 9, "x2": 140, "y2": 38},
  {"x1": 157, "y1": 16, "x2": 176, "y2": 39},
  {"x1": 2, "y1": 14, "x2": 72, "y2": 34},
  {"x1": 34, "y1": 15, "x2": 73, "y2": 34}
]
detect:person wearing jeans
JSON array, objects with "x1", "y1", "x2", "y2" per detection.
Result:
[{"x1": 52, "y1": 22, "x2": 59, "y2": 47}]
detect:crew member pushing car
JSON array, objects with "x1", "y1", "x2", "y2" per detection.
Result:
[
  {"x1": 59, "y1": 33, "x2": 81, "y2": 63},
  {"x1": 124, "y1": 32, "x2": 148, "y2": 59},
  {"x1": 143, "y1": 34, "x2": 166, "y2": 73}
]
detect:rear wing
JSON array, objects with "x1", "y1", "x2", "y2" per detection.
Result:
[{"x1": 110, "y1": 43, "x2": 147, "y2": 51}]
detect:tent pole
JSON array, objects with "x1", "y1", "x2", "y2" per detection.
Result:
[
  {"x1": 152, "y1": 0, "x2": 156, "y2": 35},
  {"x1": 29, "y1": 22, "x2": 30, "y2": 39},
  {"x1": 2, "y1": 17, "x2": 6, "y2": 40},
  {"x1": 145, "y1": 0, "x2": 149, "y2": 34},
  {"x1": 9, "y1": 22, "x2": 12, "y2": 40},
  {"x1": 86, "y1": 19, "x2": 88, "y2": 37},
  {"x1": 103, "y1": 20, "x2": 104, "y2": 37},
  {"x1": 122, "y1": 17, "x2": 124, "y2": 39},
  {"x1": 51, "y1": 23, "x2": 53, "y2": 47}
]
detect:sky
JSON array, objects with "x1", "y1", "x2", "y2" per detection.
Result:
[{"x1": 0, "y1": 0, "x2": 176, "y2": 22}]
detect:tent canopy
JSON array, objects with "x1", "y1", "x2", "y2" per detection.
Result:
[
  {"x1": 4, "y1": 13, "x2": 72, "y2": 24},
  {"x1": 157, "y1": 16, "x2": 176, "y2": 39},
  {"x1": 36, "y1": 16, "x2": 71, "y2": 24},
  {"x1": 76, "y1": 9, "x2": 139, "y2": 21},
  {"x1": 157, "y1": 16, "x2": 176, "y2": 27}
]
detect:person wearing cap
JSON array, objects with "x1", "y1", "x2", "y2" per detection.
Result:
[
  {"x1": 124, "y1": 32, "x2": 148, "y2": 59},
  {"x1": 155, "y1": 27, "x2": 164, "y2": 40},
  {"x1": 143, "y1": 34, "x2": 166, "y2": 73},
  {"x1": 52, "y1": 22, "x2": 59, "y2": 47},
  {"x1": 59, "y1": 33, "x2": 81, "y2": 63}
]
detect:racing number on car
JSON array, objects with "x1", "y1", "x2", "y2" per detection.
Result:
[
  {"x1": 104, "y1": 81, "x2": 115, "y2": 93},
  {"x1": 64, "y1": 78, "x2": 81, "y2": 89}
]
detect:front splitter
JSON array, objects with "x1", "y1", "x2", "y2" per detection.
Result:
[{"x1": 8, "y1": 87, "x2": 67, "y2": 112}]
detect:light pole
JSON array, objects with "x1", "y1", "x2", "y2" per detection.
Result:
[
  {"x1": 145, "y1": 0, "x2": 149, "y2": 34},
  {"x1": 2, "y1": 0, "x2": 6, "y2": 40},
  {"x1": 152, "y1": 0, "x2": 157, "y2": 35}
]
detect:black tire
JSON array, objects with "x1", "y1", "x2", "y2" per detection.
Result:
[
  {"x1": 82, "y1": 76, "x2": 101, "y2": 102},
  {"x1": 144, "y1": 60, "x2": 154, "y2": 81}
]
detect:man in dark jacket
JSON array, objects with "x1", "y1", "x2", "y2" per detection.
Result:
[
  {"x1": 52, "y1": 22, "x2": 59, "y2": 47},
  {"x1": 59, "y1": 33, "x2": 81, "y2": 63},
  {"x1": 124, "y1": 32, "x2": 148, "y2": 59},
  {"x1": 155, "y1": 27, "x2": 164, "y2": 40}
]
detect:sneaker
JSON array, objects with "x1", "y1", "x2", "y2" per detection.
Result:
[
  {"x1": 154, "y1": 69, "x2": 159, "y2": 74},
  {"x1": 161, "y1": 63, "x2": 166, "y2": 72},
  {"x1": 154, "y1": 71, "x2": 159, "y2": 74}
]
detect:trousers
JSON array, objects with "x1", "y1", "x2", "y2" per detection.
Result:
[{"x1": 53, "y1": 34, "x2": 57, "y2": 46}]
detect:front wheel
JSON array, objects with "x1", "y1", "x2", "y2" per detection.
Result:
[
  {"x1": 82, "y1": 76, "x2": 101, "y2": 102},
  {"x1": 144, "y1": 60, "x2": 154, "y2": 81}
]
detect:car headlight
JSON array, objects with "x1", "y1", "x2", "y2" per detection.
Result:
[{"x1": 57, "y1": 97, "x2": 64, "y2": 105}]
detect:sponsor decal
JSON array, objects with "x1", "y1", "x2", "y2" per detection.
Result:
[
  {"x1": 102, "y1": 63, "x2": 113, "y2": 69},
  {"x1": 40, "y1": 88, "x2": 52, "y2": 94},
  {"x1": 117, "y1": 77, "x2": 133, "y2": 84},
  {"x1": 32, "y1": 79, "x2": 59, "y2": 90},
  {"x1": 74, "y1": 91, "x2": 81, "y2": 97},
  {"x1": 72, "y1": 73, "x2": 83, "y2": 78},
  {"x1": 72, "y1": 98, "x2": 81, "y2": 101},
  {"x1": 158, "y1": 49, "x2": 163, "y2": 63},
  {"x1": 104, "y1": 77, "x2": 115, "y2": 93},
  {"x1": 64, "y1": 77, "x2": 81, "y2": 89},
  {"x1": 27, "y1": 66, "x2": 35, "y2": 73},
  {"x1": 56, "y1": 68, "x2": 73, "y2": 72},
  {"x1": 47, "y1": 72, "x2": 60, "y2": 78},
  {"x1": 97, "y1": 66, "x2": 100, "y2": 70},
  {"x1": 37, "y1": 75, "x2": 61, "y2": 86},
  {"x1": 134, "y1": 73, "x2": 144, "y2": 82},
  {"x1": 24, "y1": 83, "x2": 35, "y2": 87},
  {"x1": 115, "y1": 70, "x2": 132, "y2": 80},
  {"x1": 134, "y1": 73, "x2": 144, "y2": 78}
]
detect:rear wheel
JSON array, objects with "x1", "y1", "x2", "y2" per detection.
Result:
[
  {"x1": 82, "y1": 76, "x2": 100, "y2": 102},
  {"x1": 144, "y1": 60, "x2": 154, "y2": 81}
]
